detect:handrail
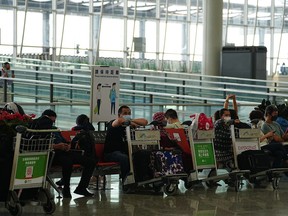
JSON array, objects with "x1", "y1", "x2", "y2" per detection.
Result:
[
  {"x1": 0, "y1": 69, "x2": 285, "y2": 105},
  {"x1": 1, "y1": 56, "x2": 288, "y2": 107}
]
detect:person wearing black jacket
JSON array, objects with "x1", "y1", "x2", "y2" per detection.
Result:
[
  {"x1": 30, "y1": 109, "x2": 95, "y2": 198},
  {"x1": 104, "y1": 105, "x2": 148, "y2": 181}
]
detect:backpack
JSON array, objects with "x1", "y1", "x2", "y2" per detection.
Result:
[
  {"x1": 71, "y1": 130, "x2": 96, "y2": 159},
  {"x1": 190, "y1": 113, "x2": 214, "y2": 132}
]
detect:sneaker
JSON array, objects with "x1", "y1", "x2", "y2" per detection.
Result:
[
  {"x1": 62, "y1": 187, "x2": 72, "y2": 198},
  {"x1": 74, "y1": 187, "x2": 94, "y2": 197}
]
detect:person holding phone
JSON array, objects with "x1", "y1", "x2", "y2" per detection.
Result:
[
  {"x1": 261, "y1": 105, "x2": 288, "y2": 168},
  {"x1": 0, "y1": 62, "x2": 15, "y2": 102}
]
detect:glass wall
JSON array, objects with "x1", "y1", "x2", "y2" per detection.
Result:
[{"x1": 0, "y1": 0, "x2": 288, "y2": 74}]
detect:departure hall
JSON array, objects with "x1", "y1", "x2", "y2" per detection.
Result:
[{"x1": 1, "y1": 1, "x2": 288, "y2": 215}]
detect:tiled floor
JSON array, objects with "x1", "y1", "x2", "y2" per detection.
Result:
[{"x1": 1, "y1": 175, "x2": 288, "y2": 216}]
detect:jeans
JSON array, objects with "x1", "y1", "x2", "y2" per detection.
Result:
[{"x1": 104, "y1": 151, "x2": 130, "y2": 179}]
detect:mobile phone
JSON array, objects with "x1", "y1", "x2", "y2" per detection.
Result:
[{"x1": 11, "y1": 70, "x2": 14, "y2": 75}]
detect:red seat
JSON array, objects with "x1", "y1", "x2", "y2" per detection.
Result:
[
  {"x1": 61, "y1": 130, "x2": 79, "y2": 143},
  {"x1": 94, "y1": 142, "x2": 120, "y2": 190},
  {"x1": 164, "y1": 128, "x2": 191, "y2": 155}
]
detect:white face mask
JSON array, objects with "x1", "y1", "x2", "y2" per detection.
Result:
[
  {"x1": 122, "y1": 115, "x2": 132, "y2": 121},
  {"x1": 223, "y1": 116, "x2": 231, "y2": 122}
]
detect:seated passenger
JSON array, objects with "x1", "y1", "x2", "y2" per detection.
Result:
[
  {"x1": 31, "y1": 109, "x2": 96, "y2": 198},
  {"x1": 71, "y1": 114, "x2": 95, "y2": 131},
  {"x1": 164, "y1": 109, "x2": 183, "y2": 129},
  {"x1": 153, "y1": 111, "x2": 193, "y2": 173},
  {"x1": 276, "y1": 104, "x2": 288, "y2": 133},
  {"x1": 58, "y1": 114, "x2": 97, "y2": 188},
  {"x1": 213, "y1": 108, "x2": 236, "y2": 168},
  {"x1": 261, "y1": 105, "x2": 288, "y2": 168},
  {"x1": 249, "y1": 109, "x2": 273, "y2": 143},
  {"x1": 151, "y1": 111, "x2": 178, "y2": 149},
  {"x1": 104, "y1": 105, "x2": 148, "y2": 182}
]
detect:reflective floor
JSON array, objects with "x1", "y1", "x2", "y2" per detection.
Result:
[{"x1": 1, "y1": 175, "x2": 288, "y2": 216}]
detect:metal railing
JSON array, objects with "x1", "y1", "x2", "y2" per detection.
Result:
[{"x1": 1, "y1": 56, "x2": 288, "y2": 129}]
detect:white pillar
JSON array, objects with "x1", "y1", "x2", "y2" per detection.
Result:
[
  {"x1": 43, "y1": 12, "x2": 50, "y2": 56},
  {"x1": 202, "y1": 0, "x2": 223, "y2": 76}
]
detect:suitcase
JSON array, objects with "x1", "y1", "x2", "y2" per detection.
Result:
[
  {"x1": 150, "y1": 150, "x2": 184, "y2": 178},
  {"x1": 237, "y1": 150, "x2": 272, "y2": 174},
  {"x1": 133, "y1": 150, "x2": 154, "y2": 182}
]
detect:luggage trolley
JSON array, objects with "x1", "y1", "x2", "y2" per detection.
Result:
[
  {"x1": 163, "y1": 128, "x2": 196, "y2": 189},
  {"x1": 123, "y1": 126, "x2": 187, "y2": 196},
  {"x1": 5, "y1": 126, "x2": 58, "y2": 216},
  {"x1": 231, "y1": 126, "x2": 288, "y2": 190},
  {"x1": 185, "y1": 125, "x2": 250, "y2": 192}
]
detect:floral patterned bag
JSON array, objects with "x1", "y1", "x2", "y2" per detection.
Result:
[{"x1": 150, "y1": 150, "x2": 184, "y2": 178}]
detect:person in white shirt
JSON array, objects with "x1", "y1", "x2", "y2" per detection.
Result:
[{"x1": 164, "y1": 109, "x2": 183, "y2": 129}]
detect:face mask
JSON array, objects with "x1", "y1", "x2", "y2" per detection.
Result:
[
  {"x1": 122, "y1": 115, "x2": 132, "y2": 121},
  {"x1": 223, "y1": 116, "x2": 231, "y2": 122},
  {"x1": 271, "y1": 115, "x2": 278, "y2": 121}
]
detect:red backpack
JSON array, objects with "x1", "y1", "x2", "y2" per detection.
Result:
[{"x1": 190, "y1": 113, "x2": 214, "y2": 131}]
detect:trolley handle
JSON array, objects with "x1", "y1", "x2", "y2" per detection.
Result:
[{"x1": 15, "y1": 125, "x2": 60, "y2": 134}]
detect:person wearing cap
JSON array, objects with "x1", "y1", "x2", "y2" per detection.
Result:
[
  {"x1": 151, "y1": 111, "x2": 177, "y2": 149},
  {"x1": 0, "y1": 62, "x2": 15, "y2": 102},
  {"x1": 261, "y1": 105, "x2": 288, "y2": 168},
  {"x1": 151, "y1": 111, "x2": 167, "y2": 131}
]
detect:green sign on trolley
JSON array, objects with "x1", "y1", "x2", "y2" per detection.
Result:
[
  {"x1": 14, "y1": 153, "x2": 48, "y2": 186},
  {"x1": 194, "y1": 142, "x2": 215, "y2": 167}
]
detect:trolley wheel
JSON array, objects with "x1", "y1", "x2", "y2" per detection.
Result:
[
  {"x1": 163, "y1": 184, "x2": 178, "y2": 196},
  {"x1": 43, "y1": 200, "x2": 56, "y2": 214},
  {"x1": 272, "y1": 177, "x2": 280, "y2": 190},
  {"x1": 6, "y1": 191, "x2": 22, "y2": 216},
  {"x1": 8, "y1": 203, "x2": 22, "y2": 216}
]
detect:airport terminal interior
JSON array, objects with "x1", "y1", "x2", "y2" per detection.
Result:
[{"x1": 2, "y1": 0, "x2": 288, "y2": 215}]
